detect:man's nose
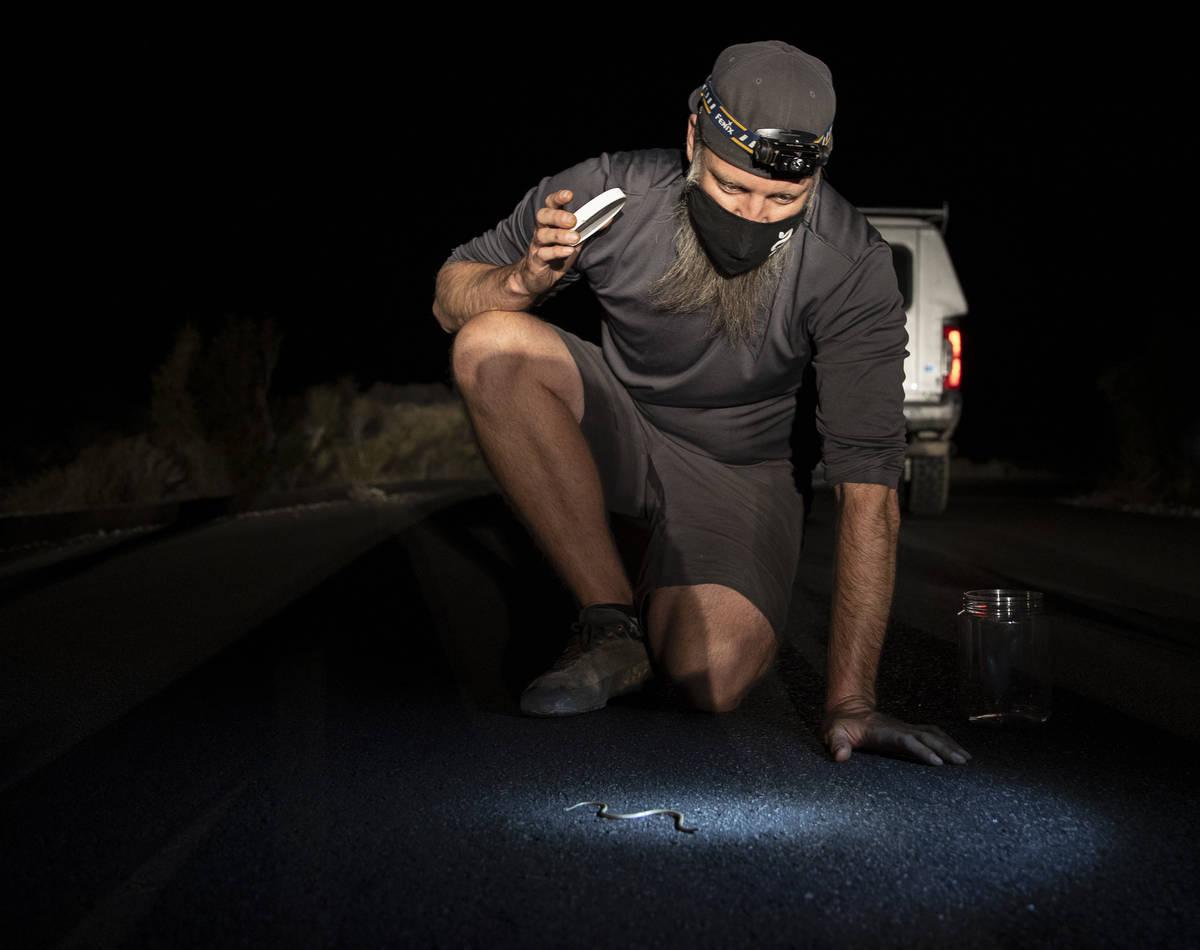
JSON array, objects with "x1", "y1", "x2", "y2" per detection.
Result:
[{"x1": 732, "y1": 196, "x2": 771, "y2": 223}]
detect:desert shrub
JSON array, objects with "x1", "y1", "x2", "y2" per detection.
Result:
[
  {"x1": 150, "y1": 323, "x2": 205, "y2": 444},
  {"x1": 1, "y1": 323, "x2": 487, "y2": 515},
  {"x1": 379, "y1": 397, "x2": 489, "y2": 481},
  {"x1": 0, "y1": 433, "x2": 228, "y2": 514},
  {"x1": 277, "y1": 380, "x2": 488, "y2": 489},
  {"x1": 150, "y1": 317, "x2": 282, "y2": 496}
]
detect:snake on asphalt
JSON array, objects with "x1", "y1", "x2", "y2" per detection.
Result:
[{"x1": 565, "y1": 801, "x2": 697, "y2": 834}]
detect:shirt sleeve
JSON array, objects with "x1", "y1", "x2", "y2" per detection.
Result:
[
  {"x1": 808, "y1": 238, "x2": 908, "y2": 488},
  {"x1": 446, "y1": 182, "x2": 541, "y2": 267}
]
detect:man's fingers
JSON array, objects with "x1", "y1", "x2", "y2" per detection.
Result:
[
  {"x1": 538, "y1": 191, "x2": 579, "y2": 234},
  {"x1": 529, "y1": 192, "x2": 582, "y2": 263},
  {"x1": 922, "y1": 723, "x2": 965, "y2": 748},
  {"x1": 892, "y1": 727, "x2": 972, "y2": 766},
  {"x1": 898, "y1": 732, "x2": 944, "y2": 766},
  {"x1": 536, "y1": 206, "x2": 579, "y2": 230},
  {"x1": 532, "y1": 239, "x2": 579, "y2": 262},
  {"x1": 906, "y1": 724, "x2": 970, "y2": 763},
  {"x1": 534, "y1": 228, "x2": 581, "y2": 250},
  {"x1": 920, "y1": 730, "x2": 971, "y2": 764},
  {"x1": 534, "y1": 202, "x2": 581, "y2": 252},
  {"x1": 824, "y1": 712, "x2": 969, "y2": 767},
  {"x1": 516, "y1": 192, "x2": 585, "y2": 297},
  {"x1": 827, "y1": 728, "x2": 853, "y2": 763}
]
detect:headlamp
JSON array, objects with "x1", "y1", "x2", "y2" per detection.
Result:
[
  {"x1": 697, "y1": 77, "x2": 831, "y2": 179},
  {"x1": 752, "y1": 129, "x2": 828, "y2": 178}
]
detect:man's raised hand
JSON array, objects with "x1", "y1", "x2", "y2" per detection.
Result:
[{"x1": 511, "y1": 189, "x2": 583, "y2": 298}]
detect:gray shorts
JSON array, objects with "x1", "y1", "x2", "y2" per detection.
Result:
[{"x1": 554, "y1": 327, "x2": 804, "y2": 634}]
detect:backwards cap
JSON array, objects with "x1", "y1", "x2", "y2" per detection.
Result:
[{"x1": 688, "y1": 41, "x2": 836, "y2": 178}]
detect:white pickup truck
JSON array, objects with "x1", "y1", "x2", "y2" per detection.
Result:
[{"x1": 862, "y1": 207, "x2": 968, "y2": 515}]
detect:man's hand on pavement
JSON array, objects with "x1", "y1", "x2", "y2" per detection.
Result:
[{"x1": 823, "y1": 700, "x2": 971, "y2": 767}]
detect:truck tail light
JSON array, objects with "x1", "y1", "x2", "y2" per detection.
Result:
[{"x1": 944, "y1": 326, "x2": 962, "y2": 390}]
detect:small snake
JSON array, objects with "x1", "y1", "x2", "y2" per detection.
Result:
[{"x1": 565, "y1": 800, "x2": 696, "y2": 834}]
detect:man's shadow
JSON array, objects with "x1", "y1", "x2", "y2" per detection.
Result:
[{"x1": 399, "y1": 494, "x2": 576, "y2": 713}]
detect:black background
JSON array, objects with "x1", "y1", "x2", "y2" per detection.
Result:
[{"x1": 7, "y1": 17, "x2": 1194, "y2": 481}]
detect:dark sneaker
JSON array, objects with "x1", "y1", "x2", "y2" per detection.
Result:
[{"x1": 520, "y1": 604, "x2": 652, "y2": 716}]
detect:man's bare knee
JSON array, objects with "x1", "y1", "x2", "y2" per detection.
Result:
[
  {"x1": 648, "y1": 585, "x2": 776, "y2": 713},
  {"x1": 451, "y1": 311, "x2": 583, "y2": 420},
  {"x1": 681, "y1": 671, "x2": 753, "y2": 713},
  {"x1": 661, "y1": 641, "x2": 774, "y2": 712},
  {"x1": 451, "y1": 310, "x2": 525, "y2": 395}
]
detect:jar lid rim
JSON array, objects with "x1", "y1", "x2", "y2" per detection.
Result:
[{"x1": 962, "y1": 589, "x2": 1044, "y2": 608}]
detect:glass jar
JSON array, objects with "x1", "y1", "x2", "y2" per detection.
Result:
[{"x1": 958, "y1": 589, "x2": 1051, "y2": 726}]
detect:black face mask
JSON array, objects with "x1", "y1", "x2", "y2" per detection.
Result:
[{"x1": 686, "y1": 186, "x2": 804, "y2": 277}]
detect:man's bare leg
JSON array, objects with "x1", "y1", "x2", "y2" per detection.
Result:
[
  {"x1": 455, "y1": 317, "x2": 775, "y2": 715},
  {"x1": 453, "y1": 310, "x2": 650, "y2": 716},
  {"x1": 452, "y1": 309, "x2": 631, "y2": 608},
  {"x1": 648, "y1": 584, "x2": 776, "y2": 712}
]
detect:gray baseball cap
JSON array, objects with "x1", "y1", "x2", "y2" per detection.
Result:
[{"x1": 688, "y1": 41, "x2": 836, "y2": 176}]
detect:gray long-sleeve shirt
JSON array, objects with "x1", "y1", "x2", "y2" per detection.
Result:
[{"x1": 446, "y1": 148, "x2": 907, "y2": 487}]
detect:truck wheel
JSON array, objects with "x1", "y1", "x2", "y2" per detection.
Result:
[{"x1": 907, "y1": 455, "x2": 950, "y2": 515}]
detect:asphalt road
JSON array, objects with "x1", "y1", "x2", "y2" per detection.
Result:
[{"x1": 1, "y1": 483, "x2": 1197, "y2": 948}]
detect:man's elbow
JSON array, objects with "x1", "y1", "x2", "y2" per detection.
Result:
[
  {"x1": 431, "y1": 295, "x2": 455, "y2": 334},
  {"x1": 834, "y1": 481, "x2": 895, "y2": 504},
  {"x1": 432, "y1": 264, "x2": 462, "y2": 334},
  {"x1": 834, "y1": 482, "x2": 900, "y2": 532}
]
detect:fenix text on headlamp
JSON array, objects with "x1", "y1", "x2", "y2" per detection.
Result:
[{"x1": 698, "y1": 78, "x2": 832, "y2": 179}]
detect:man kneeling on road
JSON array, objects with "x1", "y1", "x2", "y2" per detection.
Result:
[{"x1": 433, "y1": 41, "x2": 968, "y2": 767}]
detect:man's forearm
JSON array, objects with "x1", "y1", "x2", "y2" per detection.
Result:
[
  {"x1": 434, "y1": 190, "x2": 584, "y2": 332},
  {"x1": 432, "y1": 260, "x2": 539, "y2": 333},
  {"x1": 825, "y1": 482, "x2": 900, "y2": 711}
]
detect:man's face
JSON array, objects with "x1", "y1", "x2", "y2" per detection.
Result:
[
  {"x1": 686, "y1": 115, "x2": 816, "y2": 224},
  {"x1": 651, "y1": 117, "x2": 810, "y2": 345}
]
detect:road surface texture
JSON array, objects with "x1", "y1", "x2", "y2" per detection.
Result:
[{"x1": 2, "y1": 481, "x2": 1197, "y2": 948}]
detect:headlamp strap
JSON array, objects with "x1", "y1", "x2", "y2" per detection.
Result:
[
  {"x1": 698, "y1": 77, "x2": 832, "y2": 163},
  {"x1": 699, "y1": 78, "x2": 759, "y2": 156}
]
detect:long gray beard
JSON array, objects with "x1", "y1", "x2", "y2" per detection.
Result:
[{"x1": 649, "y1": 189, "x2": 795, "y2": 347}]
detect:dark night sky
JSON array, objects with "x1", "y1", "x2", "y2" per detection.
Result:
[{"x1": 7, "y1": 20, "x2": 1194, "y2": 479}]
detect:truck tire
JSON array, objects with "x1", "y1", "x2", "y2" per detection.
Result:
[{"x1": 907, "y1": 454, "x2": 950, "y2": 516}]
